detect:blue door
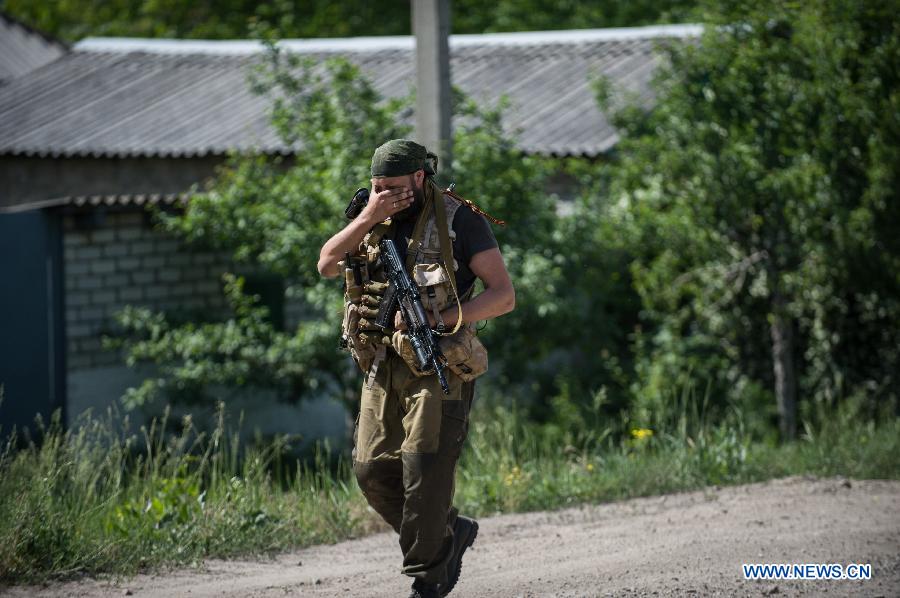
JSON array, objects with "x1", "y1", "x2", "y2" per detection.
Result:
[{"x1": 0, "y1": 210, "x2": 65, "y2": 441}]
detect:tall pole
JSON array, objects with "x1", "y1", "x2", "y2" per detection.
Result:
[{"x1": 412, "y1": 0, "x2": 452, "y2": 173}]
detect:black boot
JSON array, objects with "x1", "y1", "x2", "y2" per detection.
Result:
[
  {"x1": 409, "y1": 578, "x2": 441, "y2": 598},
  {"x1": 439, "y1": 515, "x2": 479, "y2": 597}
]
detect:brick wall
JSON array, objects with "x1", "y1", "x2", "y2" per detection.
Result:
[
  {"x1": 63, "y1": 210, "x2": 235, "y2": 371},
  {"x1": 60, "y1": 208, "x2": 336, "y2": 443}
]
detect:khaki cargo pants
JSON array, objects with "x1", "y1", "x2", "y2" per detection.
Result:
[{"x1": 352, "y1": 349, "x2": 475, "y2": 586}]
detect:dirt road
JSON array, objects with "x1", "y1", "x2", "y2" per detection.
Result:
[{"x1": 5, "y1": 476, "x2": 899, "y2": 597}]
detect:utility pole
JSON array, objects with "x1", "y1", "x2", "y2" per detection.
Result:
[{"x1": 412, "y1": 0, "x2": 452, "y2": 173}]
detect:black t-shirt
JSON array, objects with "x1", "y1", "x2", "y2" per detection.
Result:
[{"x1": 392, "y1": 204, "x2": 499, "y2": 297}]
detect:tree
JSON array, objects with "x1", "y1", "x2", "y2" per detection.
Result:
[
  {"x1": 605, "y1": 0, "x2": 900, "y2": 439},
  {"x1": 110, "y1": 38, "x2": 408, "y2": 410},
  {"x1": 2, "y1": 0, "x2": 699, "y2": 43},
  {"x1": 453, "y1": 0, "x2": 697, "y2": 34},
  {"x1": 110, "y1": 32, "x2": 578, "y2": 415}
]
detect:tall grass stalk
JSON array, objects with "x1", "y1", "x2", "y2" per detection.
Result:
[{"x1": 1, "y1": 391, "x2": 897, "y2": 584}]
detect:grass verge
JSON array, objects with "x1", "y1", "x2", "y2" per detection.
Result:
[{"x1": 1, "y1": 395, "x2": 897, "y2": 584}]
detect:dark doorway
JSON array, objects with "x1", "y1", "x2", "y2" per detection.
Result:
[{"x1": 0, "y1": 210, "x2": 65, "y2": 441}]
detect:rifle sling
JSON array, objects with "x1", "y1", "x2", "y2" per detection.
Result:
[
  {"x1": 404, "y1": 189, "x2": 433, "y2": 272},
  {"x1": 402, "y1": 179, "x2": 464, "y2": 337},
  {"x1": 433, "y1": 181, "x2": 464, "y2": 336}
]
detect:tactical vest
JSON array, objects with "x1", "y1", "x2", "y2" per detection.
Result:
[{"x1": 340, "y1": 178, "x2": 487, "y2": 382}]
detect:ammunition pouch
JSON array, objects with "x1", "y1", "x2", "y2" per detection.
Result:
[
  {"x1": 412, "y1": 260, "x2": 452, "y2": 331},
  {"x1": 340, "y1": 256, "x2": 389, "y2": 374},
  {"x1": 342, "y1": 301, "x2": 377, "y2": 374},
  {"x1": 392, "y1": 324, "x2": 488, "y2": 382}
]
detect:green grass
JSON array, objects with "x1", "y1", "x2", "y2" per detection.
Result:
[
  {"x1": 0, "y1": 406, "x2": 370, "y2": 583},
  {"x1": 1, "y1": 392, "x2": 898, "y2": 584},
  {"x1": 456, "y1": 398, "x2": 900, "y2": 515}
]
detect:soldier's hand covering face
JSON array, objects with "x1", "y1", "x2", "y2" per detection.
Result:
[{"x1": 363, "y1": 181, "x2": 414, "y2": 223}]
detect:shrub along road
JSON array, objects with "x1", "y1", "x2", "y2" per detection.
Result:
[{"x1": 6, "y1": 476, "x2": 899, "y2": 597}]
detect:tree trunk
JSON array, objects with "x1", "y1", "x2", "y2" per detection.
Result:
[{"x1": 770, "y1": 293, "x2": 797, "y2": 441}]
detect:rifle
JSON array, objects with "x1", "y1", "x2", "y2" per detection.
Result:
[
  {"x1": 375, "y1": 238, "x2": 450, "y2": 394},
  {"x1": 345, "y1": 188, "x2": 369, "y2": 220}
]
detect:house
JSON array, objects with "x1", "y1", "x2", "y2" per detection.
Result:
[
  {"x1": 0, "y1": 20, "x2": 701, "y2": 442},
  {"x1": 0, "y1": 12, "x2": 67, "y2": 85}
]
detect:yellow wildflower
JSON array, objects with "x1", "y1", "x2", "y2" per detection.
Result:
[
  {"x1": 630, "y1": 428, "x2": 654, "y2": 440},
  {"x1": 504, "y1": 465, "x2": 523, "y2": 487}
]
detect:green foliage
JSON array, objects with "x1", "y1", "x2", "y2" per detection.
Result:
[
  {"x1": 453, "y1": 0, "x2": 698, "y2": 34},
  {"x1": 454, "y1": 389, "x2": 900, "y2": 515},
  {"x1": 3, "y1": 0, "x2": 266, "y2": 40},
  {"x1": 112, "y1": 40, "x2": 408, "y2": 410},
  {"x1": 2, "y1": 0, "x2": 700, "y2": 43},
  {"x1": 162, "y1": 43, "x2": 407, "y2": 280},
  {"x1": 107, "y1": 274, "x2": 328, "y2": 409},
  {"x1": 448, "y1": 97, "x2": 587, "y2": 410},
  {"x1": 0, "y1": 405, "x2": 366, "y2": 583},
  {"x1": 603, "y1": 0, "x2": 900, "y2": 433},
  {"x1": 535, "y1": 162, "x2": 643, "y2": 417},
  {"x1": 112, "y1": 36, "x2": 590, "y2": 415},
  {"x1": 109, "y1": 470, "x2": 203, "y2": 535},
  {"x1": 110, "y1": 46, "x2": 632, "y2": 416},
  {"x1": 446, "y1": 95, "x2": 642, "y2": 418},
  {"x1": 17, "y1": 0, "x2": 897, "y2": 450}
]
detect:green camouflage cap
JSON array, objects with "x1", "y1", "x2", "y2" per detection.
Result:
[{"x1": 371, "y1": 139, "x2": 429, "y2": 177}]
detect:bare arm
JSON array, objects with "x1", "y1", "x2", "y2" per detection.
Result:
[
  {"x1": 317, "y1": 212, "x2": 379, "y2": 278},
  {"x1": 443, "y1": 247, "x2": 515, "y2": 325},
  {"x1": 317, "y1": 187, "x2": 414, "y2": 278},
  {"x1": 395, "y1": 247, "x2": 515, "y2": 329}
]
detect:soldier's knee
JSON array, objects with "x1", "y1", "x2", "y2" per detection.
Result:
[
  {"x1": 353, "y1": 459, "x2": 404, "y2": 533},
  {"x1": 353, "y1": 459, "x2": 401, "y2": 496},
  {"x1": 353, "y1": 459, "x2": 375, "y2": 490}
]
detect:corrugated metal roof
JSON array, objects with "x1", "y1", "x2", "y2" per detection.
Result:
[
  {"x1": 0, "y1": 12, "x2": 68, "y2": 85},
  {"x1": 0, "y1": 192, "x2": 190, "y2": 213},
  {"x1": 0, "y1": 24, "x2": 700, "y2": 159}
]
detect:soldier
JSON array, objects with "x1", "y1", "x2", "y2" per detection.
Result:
[{"x1": 317, "y1": 139, "x2": 515, "y2": 597}]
